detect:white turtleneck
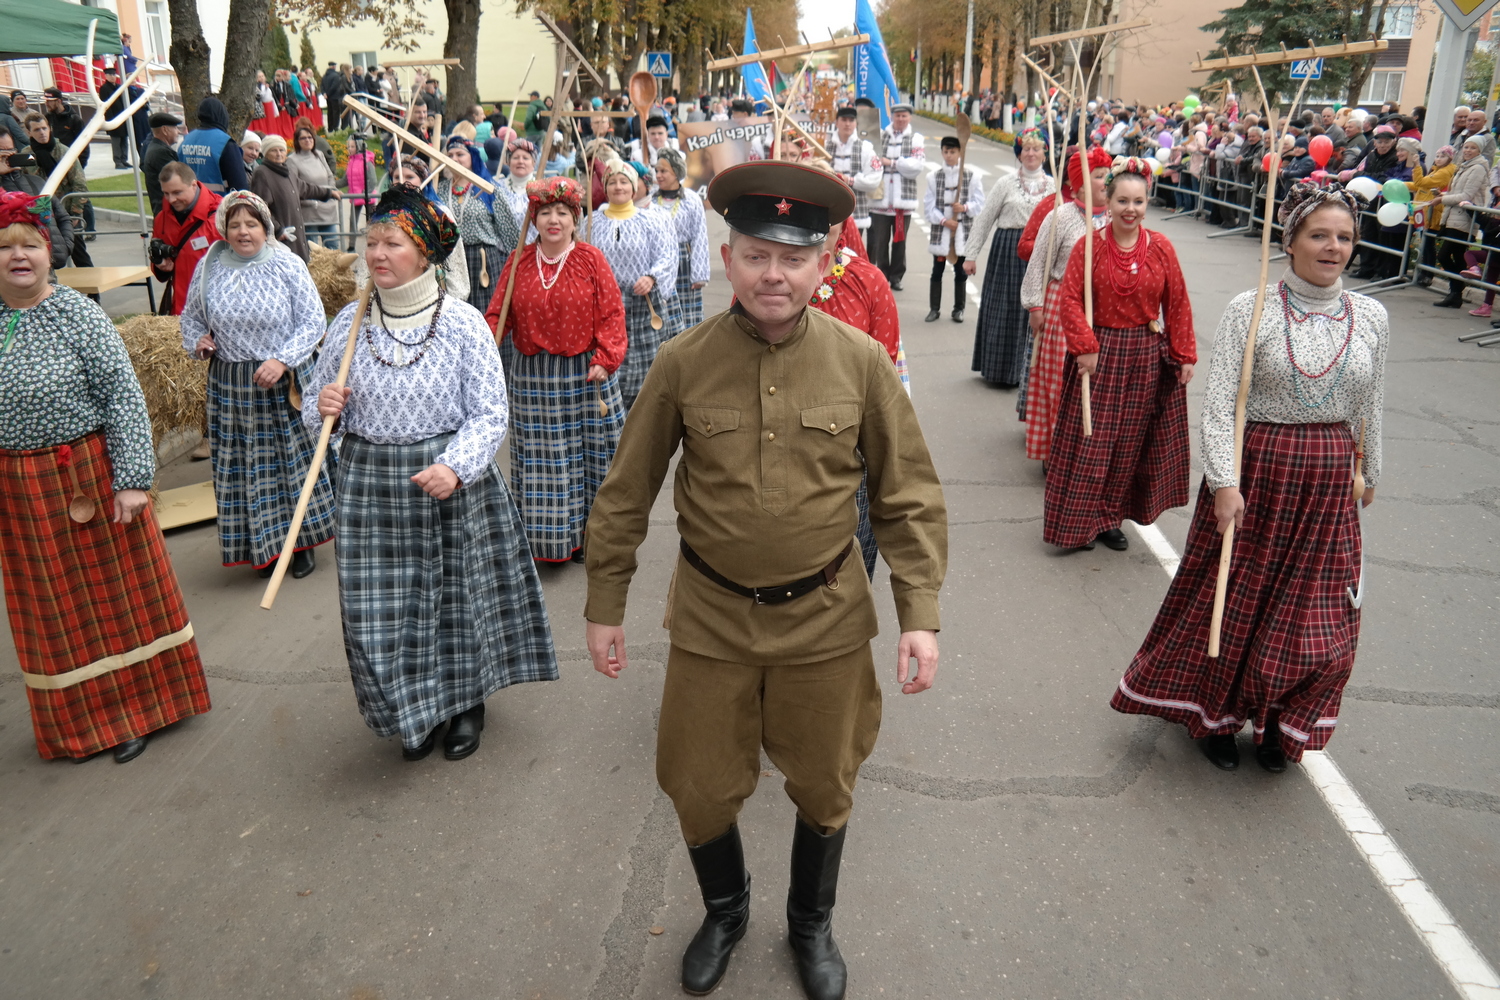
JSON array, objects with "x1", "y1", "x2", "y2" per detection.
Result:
[
  {"x1": 370, "y1": 268, "x2": 442, "y2": 330},
  {"x1": 963, "y1": 161, "x2": 1056, "y2": 258}
]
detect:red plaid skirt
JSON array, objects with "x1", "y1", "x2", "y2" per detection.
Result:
[
  {"x1": 1024, "y1": 280, "x2": 1068, "y2": 461},
  {"x1": 1111, "y1": 422, "x2": 1361, "y2": 762},
  {"x1": 1, "y1": 431, "x2": 210, "y2": 759},
  {"x1": 1043, "y1": 324, "x2": 1190, "y2": 547}
]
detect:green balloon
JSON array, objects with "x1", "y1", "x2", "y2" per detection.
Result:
[
  {"x1": 1183, "y1": 95, "x2": 1200, "y2": 108},
  {"x1": 1382, "y1": 178, "x2": 1412, "y2": 203}
]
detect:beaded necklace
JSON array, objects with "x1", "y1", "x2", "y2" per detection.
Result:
[
  {"x1": 366, "y1": 290, "x2": 445, "y2": 367},
  {"x1": 1279, "y1": 282, "x2": 1355, "y2": 408},
  {"x1": 1103, "y1": 227, "x2": 1150, "y2": 297},
  {"x1": 536, "y1": 241, "x2": 574, "y2": 291},
  {"x1": 811, "y1": 247, "x2": 853, "y2": 303}
]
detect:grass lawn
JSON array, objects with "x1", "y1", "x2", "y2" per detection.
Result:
[{"x1": 84, "y1": 171, "x2": 151, "y2": 202}]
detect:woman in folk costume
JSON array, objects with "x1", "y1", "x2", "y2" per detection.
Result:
[
  {"x1": 652, "y1": 148, "x2": 711, "y2": 329},
  {"x1": 354, "y1": 157, "x2": 471, "y2": 304},
  {"x1": 1044, "y1": 156, "x2": 1195, "y2": 553},
  {"x1": 1112, "y1": 183, "x2": 1386, "y2": 773},
  {"x1": 1018, "y1": 145, "x2": 1112, "y2": 460},
  {"x1": 0, "y1": 192, "x2": 209, "y2": 763},
  {"x1": 499, "y1": 138, "x2": 538, "y2": 231},
  {"x1": 180, "y1": 190, "x2": 334, "y2": 580},
  {"x1": 964, "y1": 127, "x2": 1054, "y2": 387},
  {"x1": 589, "y1": 157, "x2": 681, "y2": 410},
  {"x1": 922, "y1": 135, "x2": 985, "y2": 323},
  {"x1": 307, "y1": 185, "x2": 558, "y2": 762},
  {"x1": 435, "y1": 134, "x2": 522, "y2": 314},
  {"x1": 487, "y1": 176, "x2": 627, "y2": 563}
]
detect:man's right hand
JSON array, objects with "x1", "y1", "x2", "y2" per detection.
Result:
[{"x1": 587, "y1": 621, "x2": 628, "y2": 678}]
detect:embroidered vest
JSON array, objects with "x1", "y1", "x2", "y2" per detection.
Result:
[
  {"x1": 882, "y1": 129, "x2": 919, "y2": 204},
  {"x1": 928, "y1": 167, "x2": 972, "y2": 248},
  {"x1": 833, "y1": 137, "x2": 872, "y2": 223}
]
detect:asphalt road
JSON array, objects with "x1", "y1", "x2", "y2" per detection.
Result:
[{"x1": 1, "y1": 121, "x2": 1496, "y2": 999}]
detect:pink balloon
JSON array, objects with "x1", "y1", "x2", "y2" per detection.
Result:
[{"x1": 1308, "y1": 134, "x2": 1334, "y2": 168}]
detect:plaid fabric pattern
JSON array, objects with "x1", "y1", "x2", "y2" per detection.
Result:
[
  {"x1": 1024, "y1": 279, "x2": 1068, "y2": 460},
  {"x1": 509, "y1": 351, "x2": 625, "y2": 562},
  {"x1": 1043, "y1": 324, "x2": 1190, "y2": 547},
  {"x1": 1, "y1": 431, "x2": 210, "y2": 759},
  {"x1": 335, "y1": 434, "x2": 558, "y2": 749},
  {"x1": 928, "y1": 168, "x2": 973, "y2": 250},
  {"x1": 854, "y1": 468, "x2": 877, "y2": 579},
  {"x1": 207, "y1": 357, "x2": 335, "y2": 569},
  {"x1": 616, "y1": 284, "x2": 681, "y2": 411},
  {"x1": 1111, "y1": 423, "x2": 1361, "y2": 762},
  {"x1": 885, "y1": 130, "x2": 919, "y2": 205},
  {"x1": 971, "y1": 227, "x2": 1030, "y2": 386},
  {"x1": 463, "y1": 240, "x2": 505, "y2": 315},
  {"x1": 674, "y1": 241, "x2": 705, "y2": 329}
]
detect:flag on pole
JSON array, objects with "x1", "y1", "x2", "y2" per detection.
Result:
[
  {"x1": 741, "y1": 8, "x2": 772, "y2": 109},
  {"x1": 853, "y1": 0, "x2": 903, "y2": 128}
]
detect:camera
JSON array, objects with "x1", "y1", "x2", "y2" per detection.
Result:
[
  {"x1": 0, "y1": 150, "x2": 35, "y2": 169},
  {"x1": 148, "y1": 237, "x2": 179, "y2": 266}
]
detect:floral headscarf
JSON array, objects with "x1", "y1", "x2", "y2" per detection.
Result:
[
  {"x1": 0, "y1": 190, "x2": 52, "y2": 244},
  {"x1": 370, "y1": 183, "x2": 459, "y2": 264},
  {"x1": 526, "y1": 175, "x2": 582, "y2": 220},
  {"x1": 215, "y1": 189, "x2": 276, "y2": 238}
]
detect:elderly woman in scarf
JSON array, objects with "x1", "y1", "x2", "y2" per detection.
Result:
[
  {"x1": 499, "y1": 138, "x2": 538, "y2": 230},
  {"x1": 306, "y1": 184, "x2": 557, "y2": 763},
  {"x1": 354, "y1": 155, "x2": 471, "y2": 303},
  {"x1": 650, "y1": 147, "x2": 710, "y2": 329},
  {"x1": 180, "y1": 190, "x2": 333, "y2": 579},
  {"x1": 435, "y1": 134, "x2": 521, "y2": 313}
]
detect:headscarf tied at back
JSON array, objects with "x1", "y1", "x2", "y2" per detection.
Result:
[
  {"x1": 656, "y1": 147, "x2": 687, "y2": 182},
  {"x1": 1277, "y1": 180, "x2": 1366, "y2": 248},
  {"x1": 1106, "y1": 155, "x2": 1153, "y2": 185},
  {"x1": 445, "y1": 134, "x2": 499, "y2": 212},
  {"x1": 370, "y1": 183, "x2": 459, "y2": 264},
  {"x1": 215, "y1": 189, "x2": 276, "y2": 237},
  {"x1": 1067, "y1": 145, "x2": 1114, "y2": 204},
  {"x1": 0, "y1": 190, "x2": 53, "y2": 244}
]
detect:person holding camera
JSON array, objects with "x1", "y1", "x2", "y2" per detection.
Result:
[
  {"x1": 152, "y1": 162, "x2": 222, "y2": 316},
  {"x1": 0, "y1": 131, "x2": 73, "y2": 270}
]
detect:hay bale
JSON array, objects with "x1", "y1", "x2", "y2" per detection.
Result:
[
  {"x1": 115, "y1": 315, "x2": 207, "y2": 450},
  {"x1": 308, "y1": 243, "x2": 359, "y2": 318}
]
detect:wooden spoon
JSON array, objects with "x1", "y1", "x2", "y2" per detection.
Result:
[
  {"x1": 947, "y1": 112, "x2": 972, "y2": 264},
  {"x1": 61, "y1": 455, "x2": 96, "y2": 524},
  {"x1": 1352, "y1": 418, "x2": 1367, "y2": 504}
]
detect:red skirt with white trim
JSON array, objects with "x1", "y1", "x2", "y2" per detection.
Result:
[{"x1": 1024, "y1": 279, "x2": 1068, "y2": 461}]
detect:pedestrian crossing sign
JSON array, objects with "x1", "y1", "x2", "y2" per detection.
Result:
[
  {"x1": 1289, "y1": 58, "x2": 1324, "y2": 80},
  {"x1": 647, "y1": 52, "x2": 673, "y2": 78}
]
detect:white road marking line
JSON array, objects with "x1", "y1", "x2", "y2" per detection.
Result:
[
  {"x1": 968, "y1": 285, "x2": 982, "y2": 304},
  {"x1": 1122, "y1": 521, "x2": 1500, "y2": 999}
]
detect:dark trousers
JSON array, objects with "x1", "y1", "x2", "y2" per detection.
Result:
[
  {"x1": 867, "y1": 212, "x2": 907, "y2": 286},
  {"x1": 1437, "y1": 227, "x2": 1471, "y2": 295},
  {"x1": 109, "y1": 129, "x2": 130, "y2": 167},
  {"x1": 929, "y1": 255, "x2": 967, "y2": 311}
]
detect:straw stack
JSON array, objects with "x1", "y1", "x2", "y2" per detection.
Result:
[
  {"x1": 307, "y1": 244, "x2": 359, "y2": 318},
  {"x1": 115, "y1": 314, "x2": 207, "y2": 450}
]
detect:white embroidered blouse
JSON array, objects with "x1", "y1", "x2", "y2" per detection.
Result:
[
  {"x1": 179, "y1": 244, "x2": 326, "y2": 366},
  {"x1": 963, "y1": 166, "x2": 1054, "y2": 258},
  {"x1": 1019, "y1": 202, "x2": 1108, "y2": 310}
]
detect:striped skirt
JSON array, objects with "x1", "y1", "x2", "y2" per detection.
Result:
[
  {"x1": 1112, "y1": 423, "x2": 1361, "y2": 762},
  {"x1": 334, "y1": 434, "x2": 558, "y2": 749},
  {"x1": 207, "y1": 357, "x2": 335, "y2": 569},
  {"x1": 508, "y1": 351, "x2": 626, "y2": 562},
  {"x1": 463, "y1": 240, "x2": 506, "y2": 315},
  {"x1": 1042, "y1": 324, "x2": 1190, "y2": 548},
  {"x1": 675, "y1": 241, "x2": 705, "y2": 330},
  {"x1": 971, "y1": 227, "x2": 1029, "y2": 386},
  {"x1": 1024, "y1": 279, "x2": 1068, "y2": 460},
  {"x1": 1, "y1": 431, "x2": 210, "y2": 759},
  {"x1": 616, "y1": 284, "x2": 682, "y2": 411}
]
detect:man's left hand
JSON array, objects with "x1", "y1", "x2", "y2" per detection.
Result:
[{"x1": 897, "y1": 630, "x2": 939, "y2": 694}]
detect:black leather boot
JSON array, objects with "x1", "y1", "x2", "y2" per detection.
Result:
[
  {"x1": 787, "y1": 817, "x2": 847, "y2": 1000},
  {"x1": 682, "y1": 825, "x2": 751, "y2": 995},
  {"x1": 925, "y1": 278, "x2": 942, "y2": 321},
  {"x1": 1198, "y1": 733, "x2": 1240, "y2": 770},
  {"x1": 292, "y1": 548, "x2": 316, "y2": 579},
  {"x1": 443, "y1": 703, "x2": 485, "y2": 760},
  {"x1": 1255, "y1": 720, "x2": 1288, "y2": 773},
  {"x1": 113, "y1": 735, "x2": 148, "y2": 763}
]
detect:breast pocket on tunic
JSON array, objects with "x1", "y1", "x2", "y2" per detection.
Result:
[
  {"x1": 683, "y1": 405, "x2": 741, "y2": 439},
  {"x1": 799, "y1": 403, "x2": 863, "y2": 479}
]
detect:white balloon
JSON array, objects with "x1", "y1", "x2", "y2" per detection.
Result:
[
  {"x1": 1348, "y1": 176, "x2": 1382, "y2": 202},
  {"x1": 1149, "y1": 147, "x2": 1165, "y2": 161},
  {"x1": 1376, "y1": 201, "x2": 1409, "y2": 227},
  {"x1": 1151, "y1": 158, "x2": 1164, "y2": 176}
]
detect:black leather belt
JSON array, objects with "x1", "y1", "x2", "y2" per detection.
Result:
[{"x1": 680, "y1": 539, "x2": 853, "y2": 606}]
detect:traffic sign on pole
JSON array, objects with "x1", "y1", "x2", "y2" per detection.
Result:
[
  {"x1": 1289, "y1": 58, "x2": 1324, "y2": 80},
  {"x1": 647, "y1": 52, "x2": 673, "y2": 78},
  {"x1": 1431, "y1": 0, "x2": 1500, "y2": 31}
]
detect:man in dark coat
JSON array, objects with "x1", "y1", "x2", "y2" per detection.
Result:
[
  {"x1": 42, "y1": 88, "x2": 86, "y2": 167},
  {"x1": 98, "y1": 67, "x2": 132, "y2": 168},
  {"x1": 142, "y1": 112, "x2": 181, "y2": 214}
]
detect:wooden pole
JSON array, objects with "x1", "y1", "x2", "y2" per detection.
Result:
[
  {"x1": 1029, "y1": 90, "x2": 1065, "y2": 375},
  {"x1": 344, "y1": 96, "x2": 496, "y2": 193},
  {"x1": 508, "y1": 55, "x2": 538, "y2": 127},
  {"x1": 260, "y1": 281, "x2": 374, "y2": 610}
]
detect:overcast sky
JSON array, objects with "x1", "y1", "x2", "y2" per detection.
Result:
[{"x1": 799, "y1": 6, "x2": 857, "y2": 43}]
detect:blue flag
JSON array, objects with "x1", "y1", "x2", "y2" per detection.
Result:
[
  {"x1": 854, "y1": 0, "x2": 902, "y2": 128},
  {"x1": 742, "y1": 8, "x2": 772, "y2": 109}
]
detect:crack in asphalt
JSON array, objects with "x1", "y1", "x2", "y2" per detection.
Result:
[
  {"x1": 587, "y1": 791, "x2": 679, "y2": 1000},
  {"x1": 1381, "y1": 485, "x2": 1500, "y2": 518},
  {"x1": 1366, "y1": 555, "x2": 1500, "y2": 579},
  {"x1": 1406, "y1": 783, "x2": 1500, "y2": 814},
  {"x1": 1343, "y1": 686, "x2": 1500, "y2": 709}
]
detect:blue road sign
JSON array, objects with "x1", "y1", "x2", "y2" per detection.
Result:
[
  {"x1": 647, "y1": 52, "x2": 673, "y2": 78},
  {"x1": 1289, "y1": 58, "x2": 1324, "y2": 80}
]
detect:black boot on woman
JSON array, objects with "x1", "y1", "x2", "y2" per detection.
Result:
[
  {"x1": 682, "y1": 825, "x2": 751, "y2": 995},
  {"x1": 443, "y1": 703, "x2": 485, "y2": 760},
  {"x1": 787, "y1": 817, "x2": 848, "y2": 1000},
  {"x1": 1255, "y1": 722, "x2": 1288, "y2": 773},
  {"x1": 1434, "y1": 286, "x2": 1465, "y2": 308},
  {"x1": 1198, "y1": 733, "x2": 1239, "y2": 770}
]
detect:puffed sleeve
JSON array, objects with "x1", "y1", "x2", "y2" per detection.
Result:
[
  {"x1": 962, "y1": 183, "x2": 1004, "y2": 258},
  {"x1": 1017, "y1": 197, "x2": 1053, "y2": 262},
  {"x1": 1019, "y1": 210, "x2": 1057, "y2": 310},
  {"x1": 302, "y1": 303, "x2": 355, "y2": 435},
  {"x1": 1357, "y1": 302, "x2": 1388, "y2": 488},
  {"x1": 1056, "y1": 232, "x2": 1098, "y2": 356},
  {"x1": 434, "y1": 311, "x2": 510, "y2": 484},
  {"x1": 178, "y1": 254, "x2": 212, "y2": 354},
  {"x1": 923, "y1": 170, "x2": 943, "y2": 226},
  {"x1": 77, "y1": 300, "x2": 157, "y2": 491},
  {"x1": 1156, "y1": 237, "x2": 1196, "y2": 364},
  {"x1": 895, "y1": 134, "x2": 925, "y2": 178},
  {"x1": 588, "y1": 247, "x2": 627, "y2": 372},
  {"x1": 649, "y1": 212, "x2": 678, "y2": 296},
  {"x1": 274, "y1": 254, "x2": 330, "y2": 367},
  {"x1": 688, "y1": 193, "x2": 710, "y2": 284},
  {"x1": 1199, "y1": 290, "x2": 1257, "y2": 491}
]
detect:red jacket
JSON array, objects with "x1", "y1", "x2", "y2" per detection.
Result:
[{"x1": 152, "y1": 182, "x2": 222, "y2": 315}]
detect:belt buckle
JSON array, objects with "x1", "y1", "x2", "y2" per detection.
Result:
[{"x1": 752, "y1": 587, "x2": 770, "y2": 606}]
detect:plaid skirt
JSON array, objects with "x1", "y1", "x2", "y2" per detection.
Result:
[
  {"x1": 1043, "y1": 324, "x2": 1190, "y2": 548},
  {"x1": 207, "y1": 357, "x2": 335, "y2": 569},
  {"x1": 1024, "y1": 280, "x2": 1068, "y2": 460},
  {"x1": 464, "y1": 241, "x2": 506, "y2": 315},
  {"x1": 1, "y1": 431, "x2": 210, "y2": 759},
  {"x1": 335, "y1": 434, "x2": 558, "y2": 749},
  {"x1": 971, "y1": 227, "x2": 1029, "y2": 386},
  {"x1": 1111, "y1": 423, "x2": 1361, "y2": 761},
  {"x1": 508, "y1": 350, "x2": 626, "y2": 562},
  {"x1": 854, "y1": 467, "x2": 878, "y2": 579},
  {"x1": 675, "y1": 241, "x2": 705, "y2": 330},
  {"x1": 616, "y1": 284, "x2": 682, "y2": 411}
]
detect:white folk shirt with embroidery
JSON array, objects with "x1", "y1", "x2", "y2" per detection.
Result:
[
  {"x1": 872, "y1": 125, "x2": 925, "y2": 213},
  {"x1": 1201, "y1": 269, "x2": 1387, "y2": 491},
  {"x1": 588, "y1": 206, "x2": 679, "y2": 298},
  {"x1": 653, "y1": 187, "x2": 711, "y2": 284},
  {"x1": 963, "y1": 166, "x2": 1054, "y2": 258},
  {"x1": 923, "y1": 164, "x2": 985, "y2": 258},
  {"x1": 1019, "y1": 202, "x2": 1109, "y2": 311},
  {"x1": 830, "y1": 134, "x2": 883, "y2": 227},
  {"x1": 178, "y1": 244, "x2": 326, "y2": 365},
  {"x1": 301, "y1": 269, "x2": 509, "y2": 486}
]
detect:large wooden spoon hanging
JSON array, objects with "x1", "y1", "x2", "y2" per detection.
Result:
[{"x1": 627, "y1": 71, "x2": 665, "y2": 330}]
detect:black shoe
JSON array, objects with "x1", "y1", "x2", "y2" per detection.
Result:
[
  {"x1": 888, "y1": 280, "x2": 902, "y2": 291},
  {"x1": 291, "y1": 548, "x2": 316, "y2": 579},
  {"x1": 402, "y1": 728, "x2": 439, "y2": 761},
  {"x1": 682, "y1": 825, "x2": 751, "y2": 995},
  {"x1": 951, "y1": 308, "x2": 965, "y2": 322},
  {"x1": 1352, "y1": 269, "x2": 1377, "y2": 281},
  {"x1": 1435, "y1": 292, "x2": 1464, "y2": 308},
  {"x1": 924, "y1": 309, "x2": 941, "y2": 322},
  {"x1": 443, "y1": 703, "x2": 485, "y2": 760},
  {"x1": 1242, "y1": 229, "x2": 1263, "y2": 238},
  {"x1": 1097, "y1": 528, "x2": 1129, "y2": 551},
  {"x1": 1198, "y1": 733, "x2": 1240, "y2": 771},
  {"x1": 1255, "y1": 725, "x2": 1288, "y2": 773},
  {"x1": 257, "y1": 563, "x2": 275, "y2": 579},
  {"x1": 113, "y1": 736, "x2": 148, "y2": 763},
  {"x1": 787, "y1": 817, "x2": 847, "y2": 1000},
  {"x1": 570, "y1": 547, "x2": 586, "y2": 563},
  {"x1": 1416, "y1": 275, "x2": 1434, "y2": 288}
]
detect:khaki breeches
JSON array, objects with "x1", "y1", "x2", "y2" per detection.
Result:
[{"x1": 656, "y1": 642, "x2": 883, "y2": 847}]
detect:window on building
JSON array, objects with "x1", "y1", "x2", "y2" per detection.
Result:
[
  {"x1": 1381, "y1": 5, "x2": 1417, "y2": 39},
  {"x1": 352, "y1": 51, "x2": 378, "y2": 70},
  {"x1": 1361, "y1": 70, "x2": 1406, "y2": 104},
  {"x1": 144, "y1": 1, "x2": 168, "y2": 61}
]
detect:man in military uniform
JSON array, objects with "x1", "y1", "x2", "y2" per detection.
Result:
[{"x1": 584, "y1": 161, "x2": 948, "y2": 1000}]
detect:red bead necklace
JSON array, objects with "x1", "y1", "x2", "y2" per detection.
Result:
[{"x1": 1103, "y1": 227, "x2": 1150, "y2": 296}]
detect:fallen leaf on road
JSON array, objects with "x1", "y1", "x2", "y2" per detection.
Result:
[
  {"x1": 649, "y1": 925, "x2": 665, "y2": 935},
  {"x1": 297, "y1": 889, "x2": 313, "y2": 897}
]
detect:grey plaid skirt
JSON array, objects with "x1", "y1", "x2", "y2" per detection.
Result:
[
  {"x1": 463, "y1": 240, "x2": 506, "y2": 315},
  {"x1": 674, "y1": 241, "x2": 704, "y2": 330},
  {"x1": 334, "y1": 434, "x2": 558, "y2": 749},
  {"x1": 509, "y1": 351, "x2": 626, "y2": 561},
  {"x1": 616, "y1": 283, "x2": 682, "y2": 410},
  {"x1": 206, "y1": 356, "x2": 335, "y2": 568},
  {"x1": 972, "y1": 227, "x2": 1030, "y2": 386}
]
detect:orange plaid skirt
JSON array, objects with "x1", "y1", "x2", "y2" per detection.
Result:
[{"x1": 1024, "y1": 279, "x2": 1068, "y2": 461}]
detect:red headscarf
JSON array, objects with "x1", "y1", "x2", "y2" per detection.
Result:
[
  {"x1": 0, "y1": 191, "x2": 51, "y2": 243},
  {"x1": 1066, "y1": 146, "x2": 1114, "y2": 205}
]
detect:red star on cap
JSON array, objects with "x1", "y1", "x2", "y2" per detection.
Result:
[{"x1": 775, "y1": 199, "x2": 792, "y2": 216}]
